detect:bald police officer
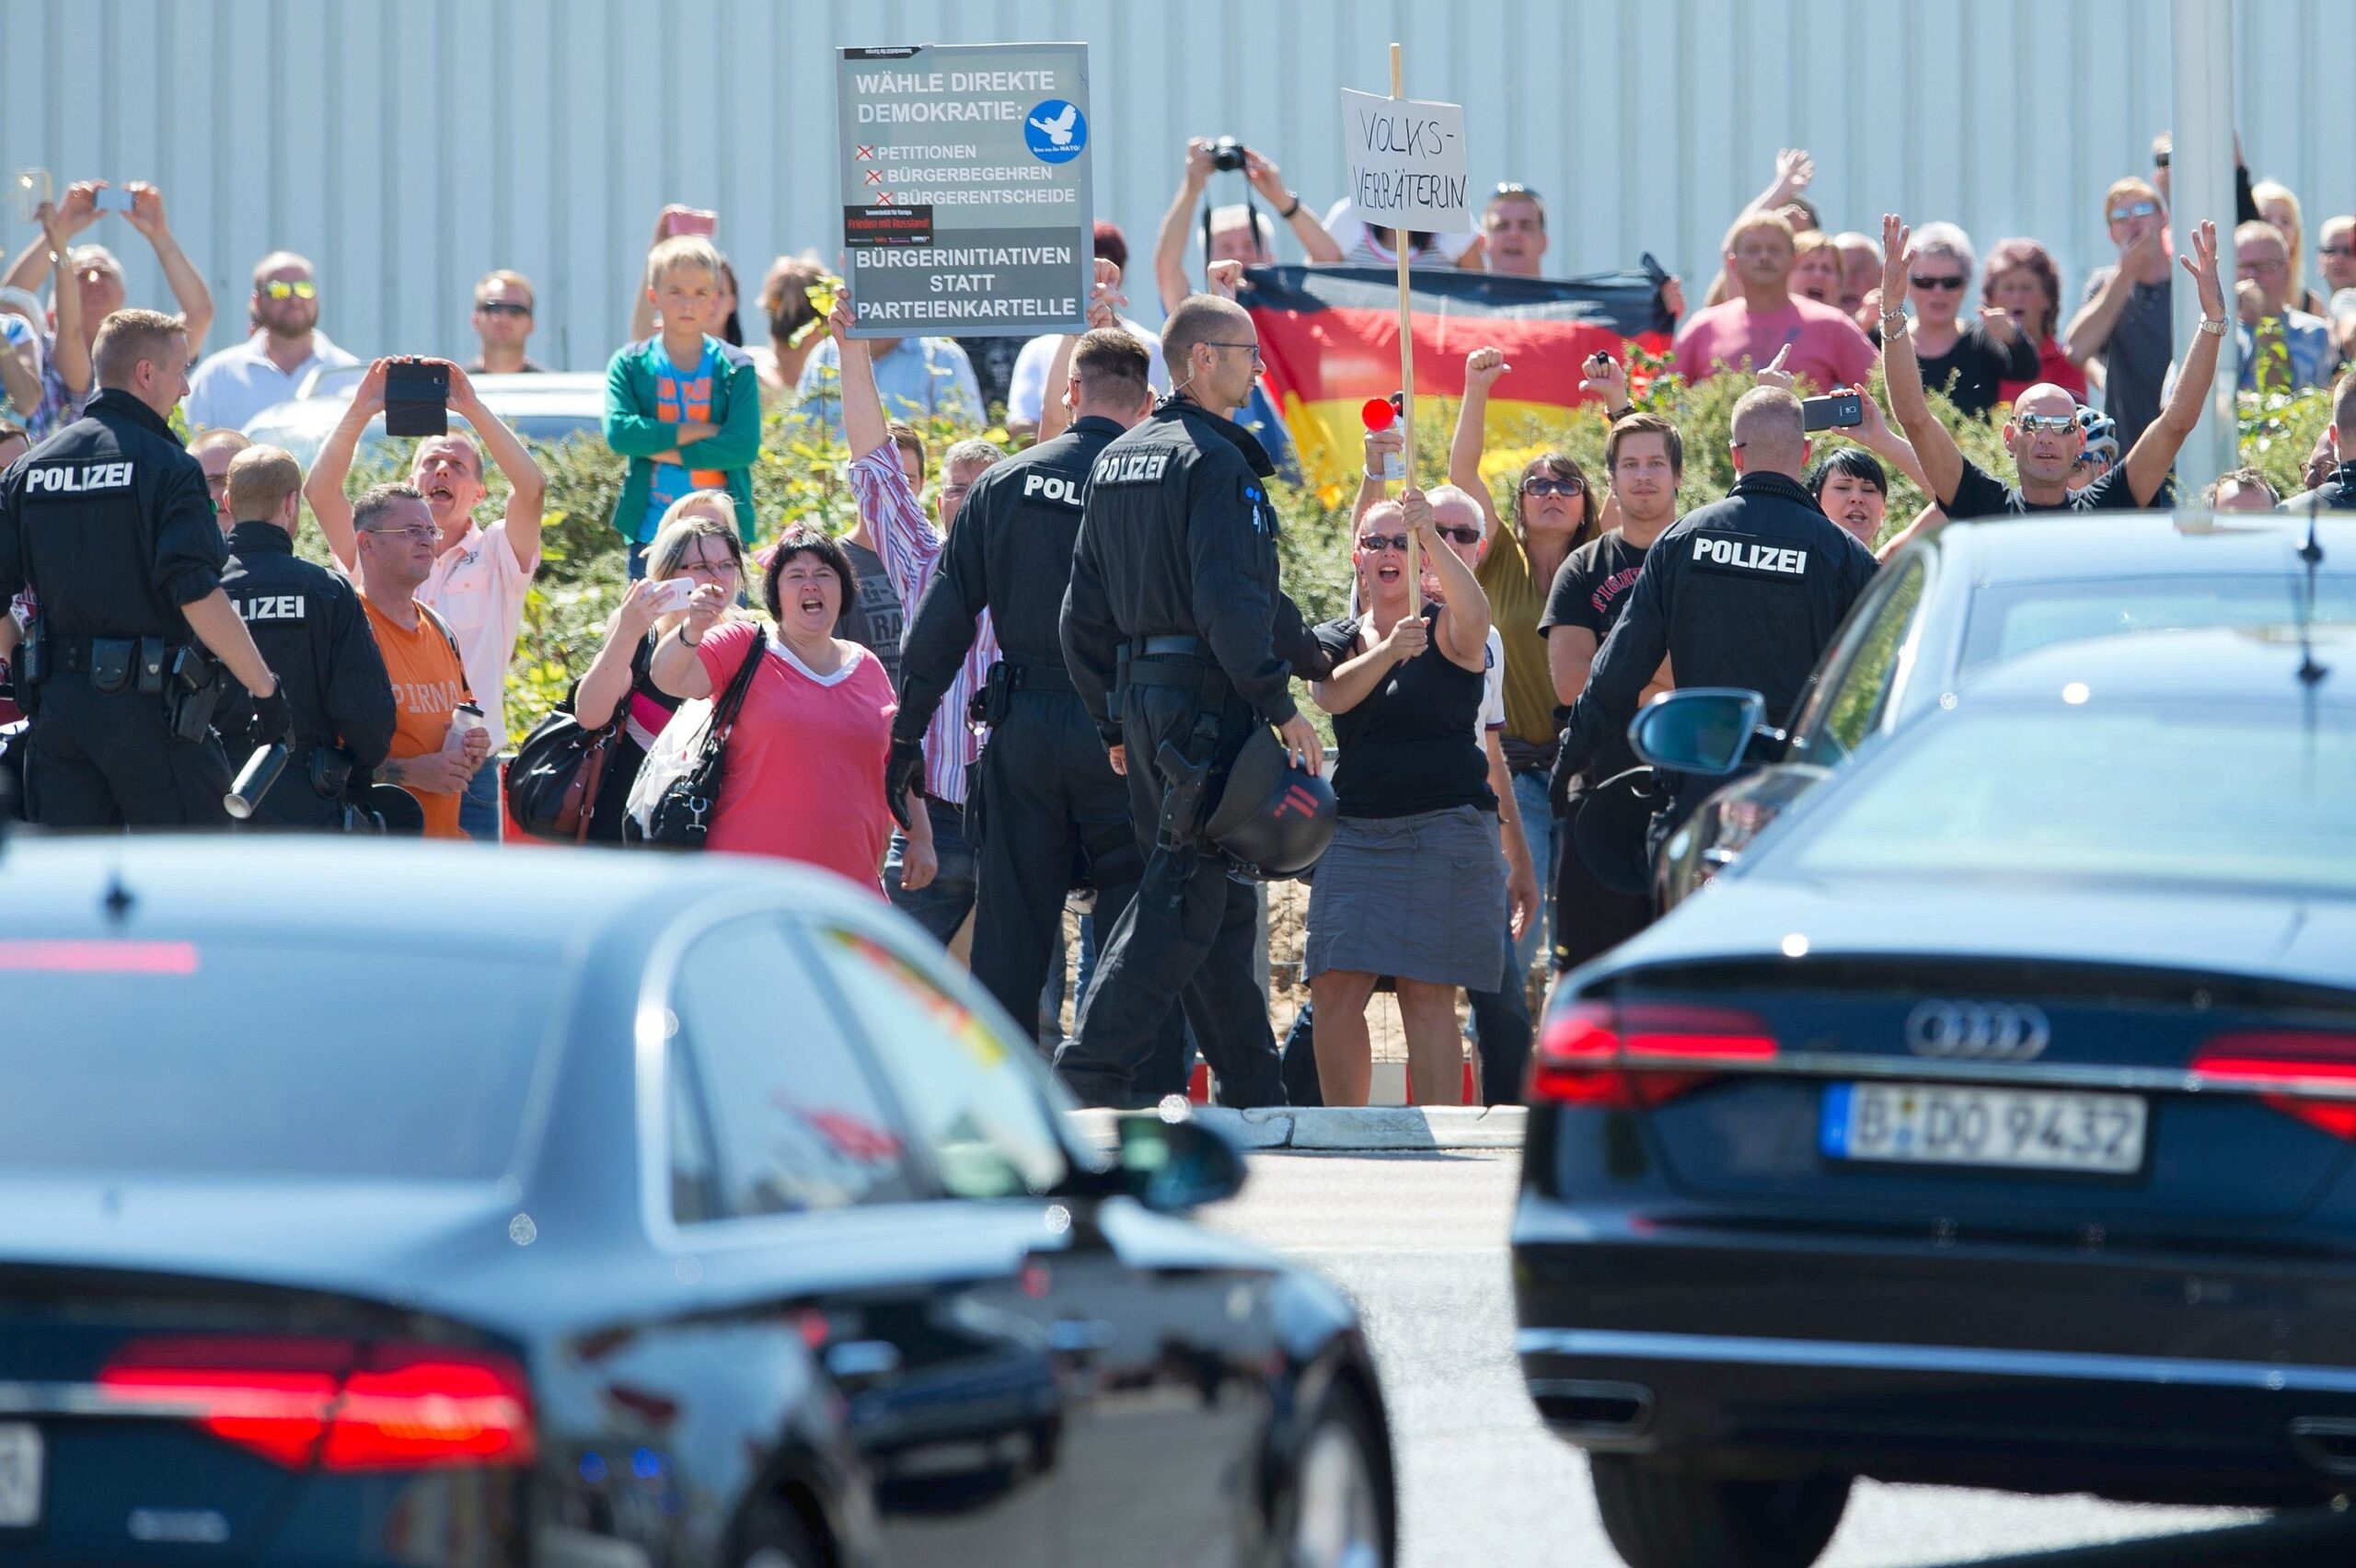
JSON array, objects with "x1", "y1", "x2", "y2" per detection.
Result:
[
  {"x1": 1056, "y1": 294, "x2": 1330, "y2": 1109},
  {"x1": 0, "y1": 309, "x2": 286, "y2": 826},
  {"x1": 1553, "y1": 386, "x2": 1879, "y2": 826},
  {"x1": 896, "y1": 327, "x2": 1160, "y2": 1032},
  {"x1": 220, "y1": 445, "x2": 396, "y2": 828}
]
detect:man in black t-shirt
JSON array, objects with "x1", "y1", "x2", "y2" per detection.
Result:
[
  {"x1": 1879, "y1": 212, "x2": 2229, "y2": 521},
  {"x1": 1537, "y1": 413, "x2": 1681, "y2": 972}
]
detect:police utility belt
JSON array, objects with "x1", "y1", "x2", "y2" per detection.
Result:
[
  {"x1": 32, "y1": 633, "x2": 225, "y2": 744},
  {"x1": 970, "y1": 654, "x2": 1080, "y2": 724},
  {"x1": 1114, "y1": 635, "x2": 1231, "y2": 709}
]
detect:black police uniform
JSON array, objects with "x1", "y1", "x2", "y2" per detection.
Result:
[
  {"x1": 2282, "y1": 461, "x2": 2356, "y2": 514},
  {"x1": 1055, "y1": 397, "x2": 1328, "y2": 1109},
  {"x1": 1555, "y1": 471, "x2": 1880, "y2": 825},
  {"x1": 0, "y1": 389, "x2": 247, "y2": 826},
  {"x1": 895, "y1": 416, "x2": 1153, "y2": 1030},
  {"x1": 220, "y1": 521, "x2": 398, "y2": 829}
]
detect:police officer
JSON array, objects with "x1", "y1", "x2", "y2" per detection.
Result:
[
  {"x1": 895, "y1": 325, "x2": 1159, "y2": 1032},
  {"x1": 1553, "y1": 386, "x2": 1879, "y2": 829},
  {"x1": 1055, "y1": 294, "x2": 1330, "y2": 1110},
  {"x1": 0, "y1": 308, "x2": 287, "y2": 826},
  {"x1": 219, "y1": 445, "x2": 396, "y2": 828}
]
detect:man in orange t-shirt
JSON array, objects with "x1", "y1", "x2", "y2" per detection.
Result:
[{"x1": 351, "y1": 483, "x2": 487, "y2": 838}]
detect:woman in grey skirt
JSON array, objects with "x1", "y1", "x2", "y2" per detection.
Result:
[{"x1": 1304, "y1": 488, "x2": 1506, "y2": 1105}]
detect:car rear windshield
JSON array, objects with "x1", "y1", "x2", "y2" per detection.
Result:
[
  {"x1": 1784, "y1": 702, "x2": 2356, "y2": 894},
  {"x1": 1961, "y1": 574, "x2": 2356, "y2": 674},
  {"x1": 0, "y1": 943, "x2": 554, "y2": 1180}
]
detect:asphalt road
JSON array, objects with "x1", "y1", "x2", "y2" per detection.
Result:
[{"x1": 1201, "y1": 1149, "x2": 2356, "y2": 1568}]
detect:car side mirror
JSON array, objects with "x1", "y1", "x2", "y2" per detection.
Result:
[
  {"x1": 1116, "y1": 1112, "x2": 1248, "y2": 1213},
  {"x1": 1628, "y1": 688, "x2": 1768, "y2": 776}
]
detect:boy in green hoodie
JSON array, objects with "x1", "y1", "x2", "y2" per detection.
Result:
[{"x1": 603, "y1": 236, "x2": 761, "y2": 576}]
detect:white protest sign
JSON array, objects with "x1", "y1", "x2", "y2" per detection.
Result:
[{"x1": 1341, "y1": 87, "x2": 1469, "y2": 232}]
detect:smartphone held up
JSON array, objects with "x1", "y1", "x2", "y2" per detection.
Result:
[
  {"x1": 384, "y1": 359, "x2": 451, "y2": 439},
  {"x1": 1801, "y1": 391, "x2": 1864, "y2": 432}
]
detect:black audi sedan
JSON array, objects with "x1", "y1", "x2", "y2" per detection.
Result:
[
  {"x1": 1656, "y1": 512, "x2": 2356, "y2": 907},
  {"x1": 1516, "y1": 625, "x2": 2356, "y2": 1568},
  {"x1": 0, "y1": 840, "x2": 1392, "y2": 1568}
]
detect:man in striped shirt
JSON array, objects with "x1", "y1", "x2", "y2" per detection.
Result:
[{"x1": 830, "y1": 300, "x2": 1000, "y2": 951}]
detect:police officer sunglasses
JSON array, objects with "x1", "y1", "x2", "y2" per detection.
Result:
[{"x1": 260, "y1": 280, "x2": 318, "y2": 301}]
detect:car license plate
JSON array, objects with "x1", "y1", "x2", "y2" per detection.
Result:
[
  {"x1": 1820, "y1": 1081, "x2": 2146, "y2": 1174},
  {"x1": 0, "y1": 1424, "x2": 40, "y2": 1528}
]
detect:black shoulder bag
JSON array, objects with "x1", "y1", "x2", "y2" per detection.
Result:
[{"x1": 639, "y1": 631, "x2": 767, "y2": 849}]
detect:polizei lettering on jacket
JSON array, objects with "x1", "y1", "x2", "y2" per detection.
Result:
[
  {"x1": 235, "y1": 594, "x2": 308, "y2": 622},
  {"x1": 1691, "y1": 533, "x2": 1808, "y2": 576},
  {"x1": 1091, "y1": 450, "x2": 1171, "y2": 486},
  {"x1": 1022, "y1": 470, "x2": 1085, "y2": 507},
  {"x1": 24, "y1": 460, "x2": 136, "y2": 495}
]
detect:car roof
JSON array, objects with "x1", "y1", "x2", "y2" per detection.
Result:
[
  {"x1": 1915, "y1": 509, "x2": 2356, "y2": 586},
  {"x1": 239, "y1": 374, "x2": 606, "y2": 437},
  {"x1": 1957, "y1": 621, "x2": 2356, "y2": 707},
  {"x1": 0, "y1": 836, "x2": 880, "y2": 958}
]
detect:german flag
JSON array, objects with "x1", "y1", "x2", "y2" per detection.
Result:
[{"x1": 1238, "y1": 264, "x2": 1673, "y2": 487}]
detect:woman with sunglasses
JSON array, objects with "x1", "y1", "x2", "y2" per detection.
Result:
[
  {"x1": 1442, "y1": 347, "x2": 1600, "y2": 974},
  {"x1": 1302, "y1": 490, "x2": 1505, "y2": 1108},
  {"x1": 569, "y1": 492, "x2": 745, "y2": 842},
  {"x1": 1892, "y1": 222, "x2": 2037, "y2": 421}
]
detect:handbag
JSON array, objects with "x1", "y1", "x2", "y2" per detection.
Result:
[
  {"x1": 503, "y1": 705, "x2": 621, "y2": 844},
  {"x1": 625, "y1": 630, "x2": 766, "y2": 849}
]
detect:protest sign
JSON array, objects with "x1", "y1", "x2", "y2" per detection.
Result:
[
  {"x1": 836, "y1": 41, "x2": 1094, "y2": 338},
  {"x1": 1341, "y1": 86, "x2": 1469, "y2": 233}
]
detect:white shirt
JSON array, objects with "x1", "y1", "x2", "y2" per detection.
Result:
[
  {"x1": 1476, "y1": 627, "x2": 1506, "y2": 742},
  {"x1": 419, "y1": 518, "x2": 538, "y2": 747},
  {"x1": 1004, "y1": 317, "x2": 1170, "y2": 427},
  {"x1": 183, "y1": 329, "x2": 359, "y2": 432},
  {"x1": 1321, "y1": 199, "x2": 1478, "y2": 267}
]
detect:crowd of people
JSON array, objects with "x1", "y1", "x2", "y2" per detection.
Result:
[{"x1": 4, "y1": 134, "x2": 2354, "y2": 1112}]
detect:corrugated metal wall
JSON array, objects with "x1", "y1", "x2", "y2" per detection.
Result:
[{"x1": 5, "y1": 0, "x2": 2349, "y2": 373}]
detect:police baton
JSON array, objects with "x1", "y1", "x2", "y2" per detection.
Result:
[{"x1": 224, "y1": 742, "x2": 290, "y2": 820}]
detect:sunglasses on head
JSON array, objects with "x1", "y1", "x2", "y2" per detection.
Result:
[
  {"x1": 1911, "y1": 273, "x2": 1966, "y2": 291},
  {"x1": 2015, "y1": 412, "x2": 2079, "y2": 434},
  {"x1": 1522, "y1": 477, "x2": 1583, "y2": 496},
  {"x1": 2108, "y1": 200, "x2": 2160, "y2": 224},
  {"x1": 260, "y1": 280, "x2": 316, "y2": 301},
  {"x1": 477, "y1": 300, "x2": 531, "y2": 317},
  {"x1": 1493, "y1": 181, "x2": 1541, "y2": 201}
]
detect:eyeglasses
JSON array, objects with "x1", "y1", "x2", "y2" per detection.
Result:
[
  {"x1": 939, "y1": 483, "x2": 974, "y2": 502},
  {"x1": 2154, "y1": 151, "x2": 2171, "y2": 169},
  {"x1": 2108, "y1": 201, "x2": 2160, "y2": 224},
  {"x1": 260, "y1": 280, "x2": 317, "y2": 301},
  {"x1": 1435, "y1": 525, "x2": 1483, "y2": 545},
  {"x1": 1521, "y1": 477, "x2": 1584, "y2": 496},
  {"x1": 359, "y1": 524, "x2": 437, "y2": 543},
  {"x1": 1203, "y1": 340, "x2": 1264, "y2": 365},
  {"x1": 476, "y1": 300, "x2": 531, "y2": 317},
  {"x1": 677, "y1": 554, "x2": 740, "y2": 575},
  {"x1": 2014, "y1": 413, "x2": 2079, "y2": 434},
  {"x1": 1911, "y1": 274, "x2": 1967, "y2": 291},
  {"x1": 1356, "y1": 535, "x2": 1409, "y2": 554}
]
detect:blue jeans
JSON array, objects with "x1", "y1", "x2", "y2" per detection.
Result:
[
  {"x1": 458, "y1": 755, "x2": 502, "y2": 842},
  {"x1": 1510, "y1": 768, "x2": 1556, "y2": 975},
  {"x1": 885, "y1": 799, "x2": 976, "y2": 944}
]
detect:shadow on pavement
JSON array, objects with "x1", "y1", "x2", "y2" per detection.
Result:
[{"x1": 1934, "y1": 1507, "x2": 2356, "y2": 1566}]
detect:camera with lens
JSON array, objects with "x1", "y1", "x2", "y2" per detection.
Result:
[{"x1": 1209, "y1": 137, "x2": 1248, "y2": 173}]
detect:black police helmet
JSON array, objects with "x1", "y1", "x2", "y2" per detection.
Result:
[
  {"x1": 362, "y1": 783, "x2": 430, "y2": 837},
  {"x1": 1205, "y1": 725, "x2": 1336, "y2": 880},
  {"x1": 1575, "y1": 767, "x2": 1673, "y2": 898}
]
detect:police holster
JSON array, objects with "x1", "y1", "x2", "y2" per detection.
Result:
[
  {"x1": 161, "y1": 645, "x2": 226, "y2": 744},
  {"x1": 12, "y1": 623, "x2": 45, "y2": 717},
  {"x1": 307, "y1": 746, "x2": 358, "y2": 802}
]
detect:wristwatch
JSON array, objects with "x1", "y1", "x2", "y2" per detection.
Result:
[
  {"x1": 2198, "y1": 316, "x2": 2229, "y2": 336},
  {"x1": 1278, "y1": 192, "x2": 1303, "y2": 220},
  {"x1": 1605, "y1": 405, "x2": 1634, "y2": 423}
]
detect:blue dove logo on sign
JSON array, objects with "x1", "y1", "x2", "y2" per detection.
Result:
[{"x1": 1024, "y1": 100, "x2": 1087, "y2": 164}]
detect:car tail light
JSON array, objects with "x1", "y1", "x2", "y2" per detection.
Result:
[
  {"x1": 2192, "y1": 1032, "x2": 2356, "y2": 1141},
  {"x1": 1530, "y1": 1001, "x2": 1779, "y2": 1109},
  {"x1": 98, "y1": 1335, "x2": 535, "y2": 1470}
]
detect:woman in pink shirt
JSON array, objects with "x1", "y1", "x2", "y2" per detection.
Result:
[{"x1": 648, "y1": 525, "x2": 931, "y2": 893}]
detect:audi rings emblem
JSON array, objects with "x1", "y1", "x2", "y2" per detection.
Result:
[{"x1": 1904, "y1": 1000, "x2": 2051, "y2": 1060}]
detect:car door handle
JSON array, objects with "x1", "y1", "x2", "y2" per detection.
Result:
[
  {"x1": 1048, "y1": 1317, "x2": 1117, "y2": 1355},
  {"x1": 823, "y1": 1339, "x2": 903, "y2": 1385}
]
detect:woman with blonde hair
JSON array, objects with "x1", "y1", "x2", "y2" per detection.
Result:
[
  {"x1": 2252, "y1": 179, "x2": 2331, "y2": 318},
  {"x1": 571, "y1": 491, "x2": 746, "y2": 842}
]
